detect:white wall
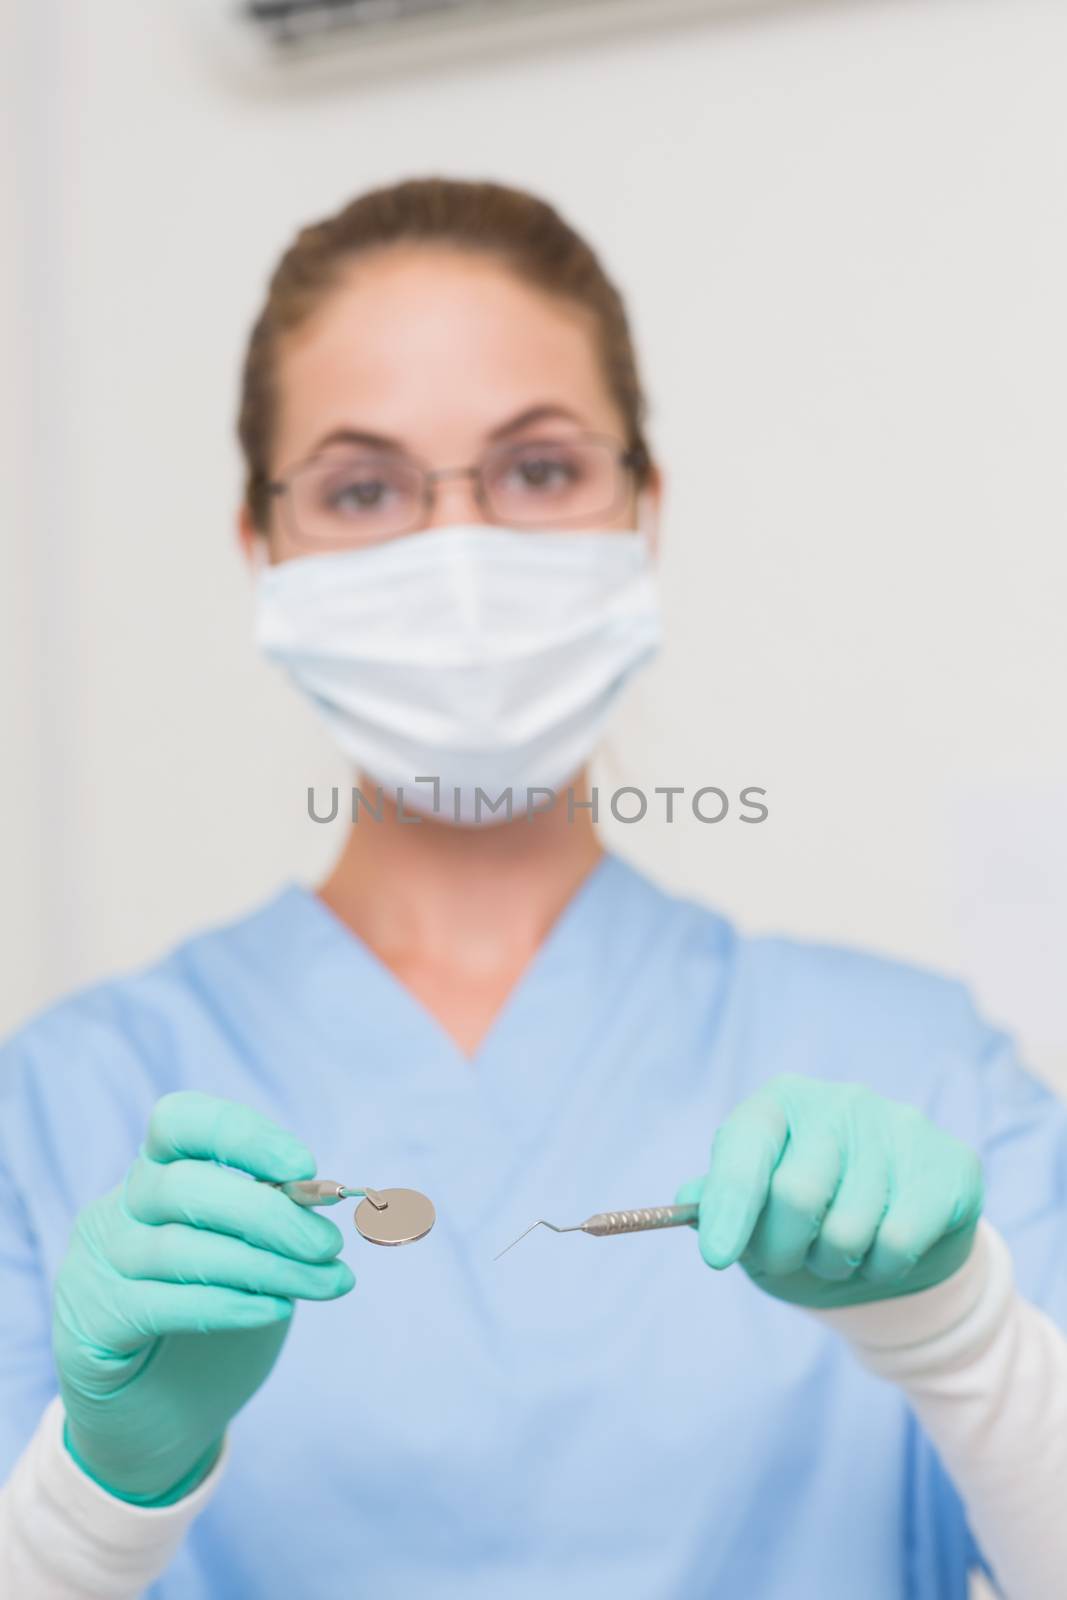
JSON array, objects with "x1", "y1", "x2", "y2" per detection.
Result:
[{"x1": 4, "y1": 0, "x2": 1065, "y2": 1102}]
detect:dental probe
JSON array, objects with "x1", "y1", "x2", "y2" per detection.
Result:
[{"x1": 494, "y1": 1202, "x2": 700, "y2": 1261}]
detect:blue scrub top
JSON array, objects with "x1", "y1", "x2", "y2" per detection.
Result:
[{"x1": 1, "y1": 853, "x2": 1064, "y2": 1598}]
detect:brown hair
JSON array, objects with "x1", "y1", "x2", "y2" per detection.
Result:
[{"x1": 237, "y1": 175, "x2": 653, "y2": 530}]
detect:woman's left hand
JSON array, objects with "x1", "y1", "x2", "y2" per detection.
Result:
[{"x1": 675, "y1": 1073, "x2": 984, "y2": 1309}]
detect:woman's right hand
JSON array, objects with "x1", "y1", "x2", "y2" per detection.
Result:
[{"x1": 52, "y1": 1090, "x2": 354, "y2": 1505}]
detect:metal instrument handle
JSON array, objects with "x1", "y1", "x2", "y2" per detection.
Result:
[
  {"x1": 582, "y1": 1203, "x2": 700, "y2": 1237},
  {"x1": 267, "y1": 1180, "x2": 387, "y2": 1211}
]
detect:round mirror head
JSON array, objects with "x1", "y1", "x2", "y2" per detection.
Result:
[{"x1": 354, "y1": 1187, "x2": 436, "y2": 1246}]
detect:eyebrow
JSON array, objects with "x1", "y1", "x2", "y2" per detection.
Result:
[
  {"x1": 306, "y1": 403, "x2": 588, "y2": 459},
  {"x1": 488, "y1": 403, "x2": 586, "y2": 441}
]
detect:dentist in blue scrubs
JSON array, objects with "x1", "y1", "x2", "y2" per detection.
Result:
[{"x1": 2, "y1": 177, "x2": 1066, "y2": 1600}]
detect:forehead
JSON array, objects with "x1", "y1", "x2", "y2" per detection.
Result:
[{"x1": 272, "y1": 246, "x2": 620, "y2": 462}]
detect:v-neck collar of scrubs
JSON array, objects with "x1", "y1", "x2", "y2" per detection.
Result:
[{"x1": 253, "y1": 850, "x2": 666, "y2": 1234}]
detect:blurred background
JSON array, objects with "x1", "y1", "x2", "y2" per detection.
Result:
[{"x1": 3, "y1": 0, "x2": 1065, "y2": 1131}]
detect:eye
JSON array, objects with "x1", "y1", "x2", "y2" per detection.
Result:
[
  {"x1": 332, "y1": 480, "x2": 382, "y2": 513},
  {"x1": 496, "y1": 442, "x2": 587, "y2": 496},
  {"x1": 325, "y1": 472, "x2": 392, "y2": 515},
  {"x1": 512, "y1": 453, "x2": 578, "y2": 488},
  {"x1": 314, "y1": 456, "x2": 415, "y2": 519}
]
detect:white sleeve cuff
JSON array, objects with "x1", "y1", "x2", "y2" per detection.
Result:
[
  {"x1": 808, "y1": 1217, "x2": 1011, "y2": 1375},
  {"x1": 0, "y1": 1397, "x2": 227, "y2": 1599}
]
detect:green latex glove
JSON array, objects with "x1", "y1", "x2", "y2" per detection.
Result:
[
  {"x1": 675, "y1": 1073, "x2": 984, "y2": 1309},
  {"x1": 52, "y1": 1091, "x2": 355, "y2": 1505}
]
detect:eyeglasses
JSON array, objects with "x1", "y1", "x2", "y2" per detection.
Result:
[{"x1": 264, "y1": 431, "x2": 648, "y2": 549}]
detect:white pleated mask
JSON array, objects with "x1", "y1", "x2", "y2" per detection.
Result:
[{"x1": 253, "y1": 523, "x2": 661, "y2": 825}]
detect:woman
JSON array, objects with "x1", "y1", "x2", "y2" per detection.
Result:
[{"x1": 1, "y1": 177, "x2": 1064, "y2": 1600}]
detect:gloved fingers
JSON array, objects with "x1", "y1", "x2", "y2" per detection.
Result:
[
  {"x1": 673, "y1": 1176, "x2": 704, "y2": 1208},
  {"x1": 861, "y1": 1149, "x2": 984, "y2": 1285},
  {"x1": 947, "y1": 1145, "x2": 985, "y2": 1228},
  {"x1": 697, "y1": 1093, "x2": 789, "y2": 1269},
  {"x1": 125, "y1": 1156, "x2": 344, "y2": 1264},
  {"x1": 804, "y1": 1146, "x2": 890, "y2": 1280},
  {"x1": 110, "y1": 1220, "x2": 356, "y2": 1302},
  {"x1": 110, "y1": 1278, "x2": 294, "y2": 1346},
  {"x1": 743, "y1": 1128, "x2": 842, "y2": 1278},
  {"x1": 143, "y1": 1091, "x2": 316, "y2": 1183}
]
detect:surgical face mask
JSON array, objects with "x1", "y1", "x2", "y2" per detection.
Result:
[{"x1": 253, "y1": 522, "x2": 661, "y2": 826}]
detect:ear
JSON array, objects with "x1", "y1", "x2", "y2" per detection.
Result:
[
  {"x1": 639, "y1": 461, "x2": 665, "y2": 559},
  {"x1": 237, "y1": 502, "x2": 268, "y2": 571}
]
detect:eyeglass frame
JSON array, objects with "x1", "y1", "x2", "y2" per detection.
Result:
[{"x1": 260, "y1": 429, "x2": 651, "y2": 544}]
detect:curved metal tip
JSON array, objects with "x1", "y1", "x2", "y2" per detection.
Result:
[{"x1": 493, "y1": 1219, "x2": 579, "y2": 1261}]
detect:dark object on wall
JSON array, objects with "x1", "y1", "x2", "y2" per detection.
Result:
[{"x1": 191, "y1": 0, "x2": 785, "y2": 84}]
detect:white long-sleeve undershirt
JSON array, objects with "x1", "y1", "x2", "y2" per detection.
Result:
[
  {"x1": 805, "y1": 1219, "x2": 1067, "y2": 1598},
  {"x1": 1, "y1": 1220, "x2": 1064, "y2": 1598},
  {"x1": 0, "y1": 1404, "x2": 227, "y2": 1599}
]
